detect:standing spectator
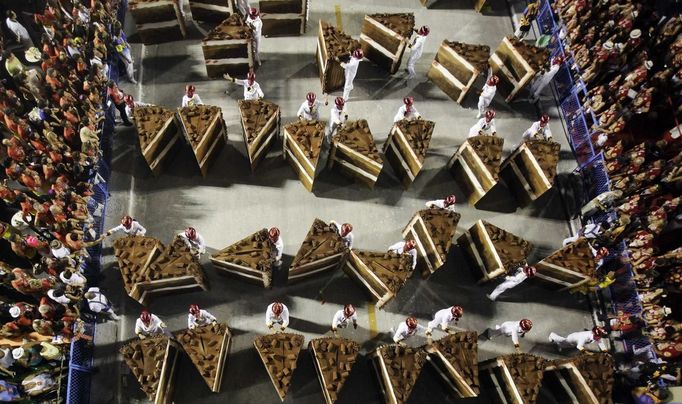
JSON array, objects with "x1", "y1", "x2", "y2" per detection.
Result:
[
  {"x1": 5, "y1": 11, "x2": 34, "y2": 50},
  {"x1": 106, "y1": 81, "x2": 132, "y2": 126}
]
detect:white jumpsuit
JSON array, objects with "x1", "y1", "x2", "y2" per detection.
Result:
[
  {"x1": 341, "y1": 57, "x2": 360, "y2": 100},
  {"x1": 330, "y1": 221, "x2": 354, "y2": 249},
  {"x1": 178, "y1": 232, "x2": 206, "y2": 255},
  {"x1": 187, "y1": 309, "x2": 217, "y2": 329},
  {"x1": 487, "y1": 321, "x2": 525, "y2": 346},
  {"x1": 549, "y1": 330, "x2": 607, "y2": 351},
  {"x1": 406, "y1": 35, "x2": 427, "y2": 79},
  {"x1": 181, "y1": 94, "x2": 204, "y2": 107},
  {"x1": 108, "y1": 220, "x2": 146, "y2": 236},
  {"x1": 393, "y1": 105, "x2": 421, "y2": 123},
  {"x1": 247, "y1": 15, "x2": 263, "y2": 64},
  {"x1": 270, "y1": 237, "x2": 284, "y2": 265},
  {"x1": 327, "y1": 106, "x2": 348, "y2": 139},
  {"x1": 297, "y1": 100, "x2": 323, "y2": 120},
  {"x1": 234, "y1": 79, "x2": 264, "y2": 100},
  {"x1": 530, "y1": 64, "x2": 560, "y2": 100},
  {"x1": 468, "y1": 118, "x2": 497, "y2": 138},
  {"x1": 477, "y1": 83, "x2": 497, "y2": 117},
  {"x1": 488, "y1": 267, "x2": 529, "y2": 301},
  {"x1": 265, "y1": 303, "x2": 290, "y2": 328},
  {"x1": 388, "y1": 241, "x2": 417, "y2": 270},
  {"x1": 425, "y1": 199, "x2": 456, "y2": 212},
  {"x1": 135, "y1": 314, "x2": 170, "y2": 338},
  {"x1": 562, "y1": 223, "x2": 601, "y2": 246},
  {"x1": 427, "y1": 308, "x2": 458, "y2": 333},
  {"x1": 393, "y1": 321, "x2": 425, "y2": 343},
  {"x1": 331, "y1": 310, "x2": 357, "y2": 330},
  {"x1": 522, "y1": 121, "x2": 553, "y2": 142}
]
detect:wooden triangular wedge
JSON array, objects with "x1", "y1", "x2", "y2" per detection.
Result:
[
  {"x1": 176, "y1": 323, "x2": 232, "y2": 393},
  {"x1": 289, "y1": 218, "x2": 349, "y2": 282},
  {"x1": 403, "y1": 208, "x2": 461, "y2": 278},
  {"x1": 177, "y1": 105, "x2": 226, "y2": 177},
  {"x1": 308, "y1": 337, "x2": 360, "y2": 404},
  {"x1": 367, "y1": 13, "x2": 415, "y2": 38},
  {"x1": 370, "y1": 344, "x2": 427, "y2": 404},
  {"x1": 120, "y1": 336, "x2": 180, "y2": 403},
  {"x1": 210, "y1": 229, "x2": 275, "y2": 288},
  {"x1": 383, "y1": 119, "x2": 435, "y2": 188},
  {"x1": 523, "y1": 139, "x2": 561, "y2": 185},
  {"x1": 282, "y1": 120, "x2": 327, "y2": 191},
  {"x1": 545, "y1": 353, "x2": 614, "y2": 404},
  {"x1": 133, "y1": 106, "x2": 180, "y2": 175},
  {"x1": 426, "y1": 332, "x2": 479, "y2": 397},
  {"x1": 238, "y1": 99, "x2": 280, "y2": 170},
  {"x1": 536, "y1": 237, "x2": 596, "y2": 290},
  {"x1": 343, "y1": 249, "x2": 413, "y2": 308},
  {"x1": 481, "y1": 220, "x2": 533, "y2": 270},
  {"x1": 253, "y1": 333, "x2": 305, "y2": 402},
  {"x1": 113, "y1": 236, "x2": 163, "y2": 296},
  {"x1": 329, "y1": 119, "x2": 383, "y2": 188},
  {"x1": 466, "y1": 135, "x2": 504, "y2": 180},
  {"x1": 499, "y1": 353, "x2": 546, "y2": 404}
]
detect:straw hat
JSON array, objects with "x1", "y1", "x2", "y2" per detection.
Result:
[
  {"x1": 629, "y1": 29, "x2": 641, "y2": 39},
  {"x1": 25, "y1": 47, "x2": 42, "y2": 63}
]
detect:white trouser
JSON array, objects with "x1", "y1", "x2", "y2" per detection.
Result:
[
  {"x1": 406, "y1": 54, "x2": 419, "y2": 78},
  {"x1": 426, "y1": 320, "x2": 447, "y2": 333},
  {"x1": 562, "y1": 234, "x2": 579, "y2": 246},
  {"x1": 477, "y1": 95, "x2": 493, "y2": 117},
  {"x1": 488, "y1": 278, "x2": 522, "y2": 300},
  {"x1": 342, "y1": 80, "x2": 354, "y2": 101},
  {"x1": 326, "y1": 122, "x2": 339, "y2": 140},
  {"x1": 253, "y1": 36, "x2": 261, "y2": 63},
  {"x1": 548, "y1": 332, "x2": 571, "y2": 348}
]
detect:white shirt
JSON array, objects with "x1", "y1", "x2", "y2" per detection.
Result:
[
  {"x1": 522, "y1": 121, "x2": 553, "y2": 141},
  {"x1": 388, "y1": 241, "x2": 417, "y2": 270},
  {"x1": 425, "y1": 199, "x2": 456, "y2": 212},
  {"x1": 247, "y1": 16, "x2": 262, "y2": 37},
  {"x1": 332, "y1": 310, "x2": 357, "y2": 329},
  {"x1": 270, "y1": 237, "x2": 283, "y2": 261},
  {"x1": 468, "y1": 118, "x2": 497, "y2": 138},
  {"x1": 47, "y1": 290, "x2": 71, "y2": 305},
  {"x1": 265, "y1": 303, "x2": 289, "y2": 327},
  {"x1": 6, "y1": 18, "x2": 31, "y2": 42},
  {"x1": 393, "y1": 321, "x2": 425, "y2": 343},
  {"x1": 108, "y1": 221, "x2": 146, "y2": 236},
  {"x1": 85, "y1": 287, "x2": 112, "y2": 313},
  {"x1": 341, "y1": 57, "x2": 360, "y2": 83},
  {"x1": 562, "y1": 330, "x2": 607, "y2": 351},
  {"x1": 59, "y1": 271, "x2": 87, "y2": 288},
  {"x1": 234, "y1": 79, "x2": 264, "y2": 100},
  {"x1": 297, "y1": 100, "x2": 323, "y2": 121},
  {"x1": 428, "y1": 308, "x2": 458, "y2": 330},
  {"x1": 188, "y1": 309, "x2": 217, "y2": 329},
  {"x1": 479, "y1": 83, "x2": 497, "y2": 101},
  {"x1": 135, "y1": 314, "x2": 166, "y2": 337},
  {"x1": 51, "y1": 246, "x2": 71, "y2": 259},
  {"x1": 409, "y1": 35, "x2": 427, "y2": 59},
  {"x1": 329, "y1": 107, "x2": 348, "y2": 127},
  {"x1": 182, "y1": 94, "x2": 204, "y2": 107},
  {"x1": 393, "y1": 105, "x2": 421, "y2": 123},
  {"x1": 0, "y1": 347, "x2": 14, "y2": 369},
  {"x1": 178, "y1": 232, "x2": 206, "y2": 254},
  {"x1": 495, "y1": 321, "x2": 525, "y2": 345}
]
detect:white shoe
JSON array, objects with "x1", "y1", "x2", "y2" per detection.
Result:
[
  {"x1": 486, "y1": 293, "x2": 495, "y2": 301},
  {"x1": 476, "y1": 112, "x2": 481, "y2": 118}
]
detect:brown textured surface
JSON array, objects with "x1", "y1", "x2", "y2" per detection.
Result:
[
  {"x1": 176, "y1": 323, "x2": 230, "y2": 391},
  {"x1": 353, "y1": 250, "x2": 413, "y2": 293},
  {"x1": 499, "y1": 353, "x2": 546, "y2": 404},
  {"x1": 178, "y1": 105, "x2": 222, "y2": 149},
  {"x1": 333, "y1": 120, "x2": 381, "y2": 164},
  {"x1": 375, "y1": 345, "x2": 427, "y2": 403},
  {"x1": 120, "y1": 337, "x2": 172, "y2": 401},
  {"x1": 367, "y1": 13, "x2": 415, "y2": 38},
  {"x1": 211, "y1": 229, "x2": 273, "y2": 272},
  {"x1": 572, "y1": 353, "x2": 615, "y2": 404},
  {"x1": 284, "y1": 120, "x2": 326, "y2": 165},
  {"x1": 506, "y1": 36, "x2": 550, "y2": 71},
  {"x1": 320, "y1": 21, "x2": 361, "y2": 59},
  {"x1": 482, "y1": 221, "x2": 533, "y2": 269},
  {"x1": 415, "y1": 208, "x2": 461, "y2": 260},
  {"x1": 254, "y1": 333, "x2": 304, "y2": 401},
  {"x1": 204, "y1": 14, "x2": 252, "y2": 41},
  {"x1": 238, "y1": 100, "x2": 280, "y2": 143},
  {"x1": 542, "y1": 237, "x2": 595, "y2": 276},
  {"x1": 524, "y1": 140, "x2": 561, "y2": 184},
  {"x1": 430, "y1": 332, "x2": 480, "y2": 394},
  {"x1": 309, "y1": 337, "x2": 360, "y2": 403},
  {"x1": 395, "y1": 119, "x2": 435, "y2": 163},
  {"x1": 133, "y1": 106, "x2": 175, "y2": 150},
  {"x1": 113, "y1": 236, "x2": 162, "y2": 292},
  {"x1": 146, "y1": 235, "x2": 205, "y2": 282},
  {"x1": 467, "y1": 135, "x2": 504, "y2": 180},
  {"x1": 444, "y1": 41, "x2": 490, "y2": 73},
  {"x1": 291, "y1": 219, "x2": 347, "y2": 267}
]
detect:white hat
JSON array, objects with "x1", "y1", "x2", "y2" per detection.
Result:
[
  {"x1": 645, "y1": 60, "x2": 653, "y2": 70},
  {"x1": 25, "y1": 47, "x2": 41, "y2": 63},
  {"x1": 9, "y1": 306, "x2": 21, "y2": 318},
  {"x1": 630, "y1": 29, "x2": 641, "y2": 39},
  {"x1": 12, "y1": 347, "x2": 24, "y2": 360},
  {"x1": 603, "y1": 41, "x2": 614, "y2": 50}
]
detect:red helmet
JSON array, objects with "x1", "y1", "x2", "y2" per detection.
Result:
[
  {"x1": 271, "y1": 302, "x2": 283, "y2": 315},
  {"x1": 596, "y1": 247, "x2": 609, "y2": 259},
  {"x1": 404, "y1": 239, "x2": 416, "y2": 251},
  {"x1": 352, "y1": 49, "x2": 364, "y2": 59},
  {"x1": 403, "y1": 96, "x2": 414, "y2": 106},
  {"x1": 552, "y1": 56, "x2": 564, "y2": 65},
  {"x1": 121, "y1": 215, "x2": 133, "y2": 228},
  {"x1": 124, "y1": 94, "x2": 134, "y2": 106},
  {"x1": 487, "y1": 75, "x2": 499, "y2": 86},
  {"x1": 519, "y1": 319, "x2": 533, "y2": 332},
  {"x1": 418, "y1": 26, "x2": 430, "y2": 36},
  {"x1": 406, "y1": 316, "x2": 418, "y2": 330},
  {"x1": 185, "y1": 84, "x2": 195, "y2": 95},
  {"x1": 592, "y1": 326, "x2": 607, "y2": 339},
  {"x1": 485, "y1": 109, "x2": 496, "y2": 122},
  {"x1": 268, "y1": 227, "x2": 280, "y2": 242},
  {"x1": 343, "y1": 304, "x2": 355, "y2": 317},
  {"x1": 444, "y1": 195, "x2": 456, "y2": 207},
  {"x1": 539, "y1": 114, "x2": 550, "y2": 126},
  {"x1": 451, "y1": 305, "x2": 464, "y2": 319},
  {"x1": 335, "y1": 96, "x2": 345, "y2": 109},
  {"x1": 341, "y1": 223, "x2": 353, "y2": 236},
  {"x1": 249, "y1": 7, "x2": 259, "y2": 17},
  {"x1": 140, "y1": 310, "x2": 152, "y2": 325},
  {"x1": 185, "y1": 227, "x2": 196, "y2": 240},
  {"x1": 523, "y1": 265, "x2": 537, "y2": 277},
  {"x1": 189, "y1": 304, "x2": 200, "y2": 316},
  {"x1": 306, "y1": 92, "x2": 316, "y2": 105}
]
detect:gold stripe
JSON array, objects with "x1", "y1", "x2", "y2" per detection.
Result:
[
  {"x1": 335, "y1": 5, "x2": 343, "y2": 31},
  {"x1": 368, "y1": 303, "x2": 378, "y2": 338}
]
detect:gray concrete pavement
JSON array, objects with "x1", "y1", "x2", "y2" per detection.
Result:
[{"x1": 90, "y1": 0, "x2": 593, "y2": 403}]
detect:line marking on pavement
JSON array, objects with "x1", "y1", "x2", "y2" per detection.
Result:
[
  {"x1": 137, "y1": 45, "x2": 145, "y2": 102},
  {"x1": 111, "y1": 145, "x2": 136, "y2": 164},
  {"x1": 368, "y1": 303, "x2": 378, "y2": 338},
  {"x1": 193, "y1": 20, "x2": 208, "y2": 37},
  {"x1": 335, "y1": 5, "x2": 343, "y2": 31}
]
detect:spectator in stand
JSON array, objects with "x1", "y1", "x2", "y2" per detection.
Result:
[{"x1": 106, "y1": 80, "x2": 132, "y2": 126}]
